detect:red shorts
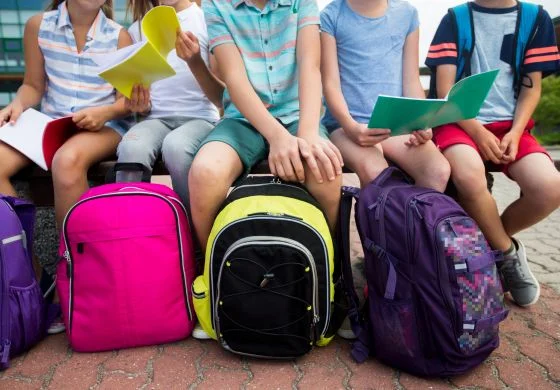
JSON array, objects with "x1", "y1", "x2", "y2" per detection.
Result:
[{"x1": 433, "y1": 119, "x2": 550, "y2": 174}]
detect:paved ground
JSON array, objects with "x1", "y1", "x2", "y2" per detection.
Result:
[{"x1": 1, "y1": 173, "x2": 559, "y2": 390}]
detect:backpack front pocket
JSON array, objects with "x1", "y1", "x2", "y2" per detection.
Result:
[
  {"x1": 214, "y1": 238, "x2": 317, "y2": 358},
  {"x1": 192, "y1": 276, "x2": 214, "y2": 339},
  {"x1": 9, "y1": 281, "x2": 45, "y2": 356}
]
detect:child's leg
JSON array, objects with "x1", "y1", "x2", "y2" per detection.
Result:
[
  {"x1": 502, "y1": 153, "x2": 560, "y2": 236},
  {"x1": 188, "y1": 141, "x2": 243, "y2": 250},
  {"x1": 330, "y1": 128, "x2": 388, "y2": 187},
  {"x1": 51, "y1": 127, "x2": 121, "y2": 226},
  {"x1": 116, "y1": 118, "x2": 171, "y2": 172},
  {"x1": 444, "y1": 144, "x2": 512, "y2": 251},
  {"x1": 0, "y1": 141, "x2": 31, "y2": 196},
  {"x1": 161, "y1": 118, "x2": 215, "y2": 206},
  {"x1": 381, "y1": 135, "x2": 450, "y2": 192}
]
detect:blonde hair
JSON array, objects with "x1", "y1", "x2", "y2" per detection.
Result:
[{"x1": 48, "y1": 0, "x2": 115, "y2": 20}]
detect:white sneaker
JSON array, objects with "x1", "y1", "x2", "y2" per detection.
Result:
[
  {"x1": 336, "y1": 316, "x2": 357, "y2": 340},
  {"x1": 192, "y1": 323, "x2": 211, "y2": 340},
  {"x1": 47, "y1": 317, "x2": 66, "y2": 335}
]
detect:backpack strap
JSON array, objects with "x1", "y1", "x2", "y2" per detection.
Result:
[
  {"x1": 339, "y1": 187, "x2": 370, "y2": 363},
  {"x1": 0, "y1": 196, "x2": 36, "y2": 260},
  {"x1": 513, "y1": 2, "x2": 543, "y2": 96},
  {"x1": 450, "y1": 3, "x2": 475, "y2": 82}
]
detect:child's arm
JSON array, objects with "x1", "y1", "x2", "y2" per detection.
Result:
[
  {"x1": 213, "y1": 43, "x2": 309, "y2": 183},
  {"x1": 296, "y1": 24, "x2": 343, "y2": 181},
  {"x1": 436, "y1": 64, "x2": 503, "y2": 164},
  {"x1": 500, "y1": 71, "x2": 542, "y2": 162},
  {"x1": 402, "y1": 27, "x2": 432, "y2": 146},
  {"x1": 176, "y1": 31, "x2": 224, "y2": 109},
  {"x1": 0, "y1": 15, "x2": 46, "y2": 125},
  {"x1": 73, "y1": 29, "x2": 133, "y2": 130},
  {"x1": 320, "y1": 31, "x2": 390, "y2": 147}
]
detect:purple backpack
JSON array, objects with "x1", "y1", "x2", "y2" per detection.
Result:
[
  {"x1": 0, "y1": 196, "x2": 46, "y2": 370},
  {"x1": 340, "y1": 167, "x2": 508, "y2": 376}
]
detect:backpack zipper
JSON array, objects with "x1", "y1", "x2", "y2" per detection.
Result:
[
  {"x1": 209, "y1": 215, "x2": 331, "y2": 337},
  {"x1": 62, "y1": 191, "x2": 194, "y2": 333},
  {"x1": 214, "y1": 236, "x2": 320, "y2": 354}
]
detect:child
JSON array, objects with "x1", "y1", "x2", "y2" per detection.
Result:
[
  {"x1": 0, "y1": 0, "x2": 131, "y2": 333},
  {"x1": 321, "y1": 0, "x2": 450, "y2": 191},
  {"x1": 117, "y1": 0, "x2": 223, "y2": 205},
  {"x1": 426, "y1": 0, "x2": 560, "y2": 306},
  {"x1": 188, "y1": 0, "x2": 343, "y2": 337}
]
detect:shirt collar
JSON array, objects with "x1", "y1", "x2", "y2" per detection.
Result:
[
  {"x1": 56, "y1": 0, "x2": 105, "y2": 40},
  {"x1": 233, "y1": 0, "x2": 293, "y2": 10}
]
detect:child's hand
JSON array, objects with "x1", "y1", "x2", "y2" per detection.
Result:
[
  {"x1": 499, "y1": 131, "x2": 522, "y2": 163},
  {"x1": 0, "y1": 101, "x2": 24, "y2": 126},
  {"x1": 176, "y1": 31, "x2": 202, "y2": 65},
  {"x1": 268, "y1": 132, "x2": 306, "y2": 183},
  {"x1": 125, "y1": 84, "x2": 151, "y2": 114},
  {"x1": 345, "y1": 122, "x2": 390, "y2": 147},
  {"x1": 72, "y1": 107, "x2": 110, "y2": 131},
  {"x1": 298, "y1": 135, "x2": 343, "y2": 184},
  {"x1": 473, "y1": 128, "x2": 503, "y2": 164},
  {"x1": 405, "y1": 129, "x2": 432, "y2": 147}
]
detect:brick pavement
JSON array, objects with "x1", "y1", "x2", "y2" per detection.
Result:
[{"x1": 1, "y1": 174, "x2": 558, "y2": 390}]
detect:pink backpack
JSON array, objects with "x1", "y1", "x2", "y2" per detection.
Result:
[{"x1": 56, "y1": 182, "x2": 196, "y2": 352}]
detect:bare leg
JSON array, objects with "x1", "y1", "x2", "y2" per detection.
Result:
[
  {"x1": 188, "y1": 142, "x2": 243, "y2": 251},
  {"x1": 304, "y1": 163, "x2": 342, "y2": 232},
  {"x1": 0, "y1": 141, "x2": 31, "y2": 196},
  {"x1": 502, "y1": 153, "x2": 560, "y2": 236},
  {"x1": 444, "y1": 144, "x2": 511, "y2": 251},
  {"x1": 381, "y1": 135, "x2": 450, "y2": 192},
  {"x1": 51, "y1": 127, "x2": 121, "y2": 227},
  {"x1": 330, "y1": 128, "x2": 388, "y2": 187}
]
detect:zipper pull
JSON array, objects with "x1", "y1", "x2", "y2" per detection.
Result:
[
  {"x1": 1, "y1": 340, "x2": 10, "y2": 365},
  {"x1": 259, "y1": 273, "x2": 275, "y2": 288},
  {"x1": 446, "y1": 219, "x2": 458, "y2": 237},
  {"x1": 64, "y1": 250, "x2": 71, "y2": 278},
  {"x1": 410, "y1": 199, "x2": 423, "y2": 220},
  {"x1": 374, "y1": 195, "x2": 383, "y2": 220}
]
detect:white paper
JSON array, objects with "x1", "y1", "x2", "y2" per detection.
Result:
[
  {"x1": 93, "y1": 41, "x2": 145, "y2": 72},
  {"x1": 0, "y1": 108, "x2": 51, "y2": 170}
]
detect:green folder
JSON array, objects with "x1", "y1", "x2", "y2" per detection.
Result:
[{"x1": 368, "y1": 69, "x2": 499, "y2": 135}]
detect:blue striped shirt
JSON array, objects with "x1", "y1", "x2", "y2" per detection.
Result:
[
  {"x1": 38, "y1": 1, "x2": 127, "y2": 133},
  {"x1": 203, "y1": 0, "x2": 320, "y2": 123}
]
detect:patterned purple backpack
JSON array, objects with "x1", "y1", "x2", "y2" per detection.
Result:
[
  {"x1": 339, "y1": 167, "x2": 508, "y2": 376},
  {"x1": 0, "y1": 196, "x2": 46, "y2": 370}
]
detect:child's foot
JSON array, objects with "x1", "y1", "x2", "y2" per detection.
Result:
[
  {"x1": 192, "y1": 323, "x2": 211, "y2": 340},
  {"x1": 47, "y1": 317, "x2": 66, "y2": 335},
  {"x1": 499, "y1": 238, "x2": 540, "y2": 307},
  {"x1": 337, "y1": 316, "x2": 357, "y2": 340}
]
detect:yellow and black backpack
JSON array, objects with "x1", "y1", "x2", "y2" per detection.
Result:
[{"x1": 192, "y1": 176, "x2": 344, "y2": 358}]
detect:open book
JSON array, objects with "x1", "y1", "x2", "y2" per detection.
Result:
[
  {"x1": 0, "y1": 109, "x2": 77, "y2": 171},
  {"x1": 368, "y1": 70, "x2": 499, "y2": 136},
  {"x1": 96, "y1": 6, "x2": 180, "y2": 98}
]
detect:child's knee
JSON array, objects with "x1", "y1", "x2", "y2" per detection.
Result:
[
  {"x1": 117, "y1": 136, "x2": 155, "y2": 165},
  {"x1": 530, "y1": 174, "x2": 560, "y2": 209},
  {"x1": 189, "y1": 153, "x2": 233, "y2": 194},
  {"x1": 427, "y1": 162, "x2": 451, "y2": 192},
  {"x1": 51, "y1": 148, "x2": 84, "y2": 187},
  {"x1": 162, "y1": 135, "x2": 192, "y2": 168},
  {"x1": 451, "y1": 165, "x2": 487, "y2": 196},
  {"x1": 354, "y1": 158, "x2": 388, "y2": 186}
]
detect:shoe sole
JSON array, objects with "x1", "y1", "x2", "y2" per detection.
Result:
[{"x1": 515, "y1": 240, "x2": 541, "y2": 307}]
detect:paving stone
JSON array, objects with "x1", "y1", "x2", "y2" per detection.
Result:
[
  {"x1": 48, "y1": 350, "x2": 112, "y2": 389},
  {"x1": 492, "y1": 336, "x2": 520, "y2": 361},
  {"x1": 151, "y1": 343, "x2": 200, "y2": 389},
  {"x1": 495, "y1": 358, "x2": 556, "y2": 390},
  {"x1": 0, "y1": 378, "x2": 43, "y2": 389},
  {"x1": 196, "y1": 367, "x2": 250, "y2": 390},
  {"x1": 398, "y1": 372, "x2": 452, "y2": 390},
  {"x1": 297, "y1": 364, "x2": 347, "y2": 389},
  {"x1": 450, "y1": 361, "x2": 502, "y2": 390},
  {"x1": 98, "y1": 373, "x2": 147, "y2": 390},
  {"x1": 245, "y1": 361, "x2": 297, "y2": 390},
  {"x1": 104, "y1": 346, "x2": 155, "y2": 374},
  {"x1": 530, "y1": 313, "x2": 560, "y2": 340},
  {"x1": 199, "y1": 342, "x2": 244, "y2": 370},
  {"x1": 510, "y1": 335, "x2": 560, "y2": 381}
]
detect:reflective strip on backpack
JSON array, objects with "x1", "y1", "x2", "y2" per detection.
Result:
[{"x1": 1, "y1": 231, "x2": 26, "y2": 248}]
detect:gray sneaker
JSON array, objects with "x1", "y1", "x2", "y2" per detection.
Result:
[{"x1": 498, "y1": 239, "x2": 540, "y2": 307}]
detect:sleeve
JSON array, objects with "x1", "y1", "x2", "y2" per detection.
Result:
[
  {"x1": 127, "y1": 21, "x2": 142, "y2": 43},
  {"x1": 523, "y1": 10, "x2": 560, "y2": 78},
  {"x1": 297, "y1": 0, "x2": 320, "y2": 30},
  {"x1": 424, "y1": 13, "x2": 457, "y2": 69},
  {"x1": 319, "y1": 1, "x2": 337, "y2": 37},
  {"x1": 202, "y1": 0, "x2": 235, "y2": 53},
  {"x1": 407, "y1": 6, "x2": 419, "y2": 36}
]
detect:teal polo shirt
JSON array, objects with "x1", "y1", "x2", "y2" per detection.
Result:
[{"x1": 203, "y1": 0, "x2": 320, "y2": 124}]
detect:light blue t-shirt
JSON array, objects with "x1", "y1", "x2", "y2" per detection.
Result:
[{"x1": 320, "y1": 0, "x2": 419, "y2": 130}]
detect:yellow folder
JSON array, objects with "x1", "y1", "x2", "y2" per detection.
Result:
[{"x1": 97, "y1": 6, "x2": 180, "y2": 98}]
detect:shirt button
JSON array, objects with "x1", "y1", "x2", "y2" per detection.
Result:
[
  {"x1": 264, "y1": 39, "x2": 268, "y2": 44},
  {"x1": 273, "y1": 89, "x2": 278, "y2": 94},
  {"x1": 269, "y1": 66, "x2": 273, "y2": 70}
]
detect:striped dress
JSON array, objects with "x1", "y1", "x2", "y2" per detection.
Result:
[{"x1": 38, "y1": 1, "x2": 127, "y2": 134}]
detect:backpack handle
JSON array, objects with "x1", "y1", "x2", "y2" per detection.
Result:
[
  {"x1": 373, "y1": 166, "x2": 412, "y2": 187},
  {"x1": 105, "y1": 163, "x2": 152, "y2": 184}
]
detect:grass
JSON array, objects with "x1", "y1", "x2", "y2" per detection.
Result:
[{"x1": 535, "y1": 131, "x2": 560, "y2": 146}]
